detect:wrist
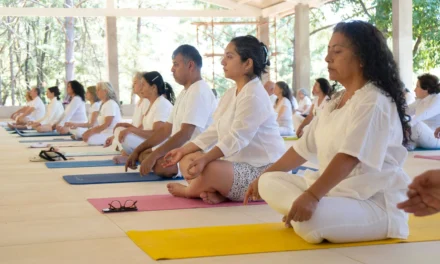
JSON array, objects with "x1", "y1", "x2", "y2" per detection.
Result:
[{"x1": 304, "y1": 189, "x2": 320, "y2": 202}]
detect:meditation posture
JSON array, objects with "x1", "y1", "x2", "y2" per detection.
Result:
[
  {"x1": 296, "y1": 78, "x2": 334, "y2": 137},
  {"x1": 112, "y1": 71, "x2": 174, "y2": 163},
  {"x1": 30, "y1": 86, "x2": 64, "y2": 132},
  {"x1": 66, "y1": 86, "x2": 101, "y2": 139},
  {"x1": 125, "y1": 45, "x2": 217, "y2": 177},
  {"x1": 56, "y1": 80, "x2": 88, "y2": 134},
  {"x1": 245, "y1": 21, "x2": 411, "y2": 244},
  {"x1": 10, "y1": 91, "x2": 33, "y2": 122},
  {"x1": 15, "y1": 87, "x2": 45, "y2": 125},
  {"x1": 162, "y1": 36, "x2": 285, "y2": 204},
  {"x1": 274, "y1": 81, "x2": 294, "y2": 136},
  {"x1": 292, "y1": 88, "x2": 313, "y2": 132},
  {"x1": 82, "y1": 82, "x2": 121, "y2": 145},
  {"x1": 406, "y1": 73, "x2": 440, "y2": 149}
]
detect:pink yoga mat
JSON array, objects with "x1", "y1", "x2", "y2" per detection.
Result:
[
  {"x1": 414, "y1": 155, "x2": 440, "y2": 161},
  {"x1": 88, "y1": 194, "x2": 266, "y2": 213}
]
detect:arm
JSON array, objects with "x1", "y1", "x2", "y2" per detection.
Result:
[
  {"x1": 264, "y1": 147, "x2": 307, "y2": 173},
  {"x1": 128, "y1": 121, "x2": 165, "y2": 139},
  {"x1": 296, "y1": 105, "x2": 315, "y2": 134},
  {"x1": 59, "y1": 97, "x2": 81, "y2": 126},
  {"x1": 148, "y1": 123, "x2": 196, "y2": 158},
  {"x1": 276, "y1": 105, "x2": 288, "y2": 122},
  {"x1": 131, "y1": 122, "x2": 173, "y2": 156},
  {"x1": 410, "y1": 97, "x2": 440, "y2": 126},
  {"x1": 89, "y1": 116, "x2": 114, "y2": 134},
  {"x1": 21, "y1": 107, "x2": 36, "y2": 117}
]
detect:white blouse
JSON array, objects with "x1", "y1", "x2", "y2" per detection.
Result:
[
  {"x1": 88, "y1": 101, "x2": 102, "y2": 127},
  {"x1": 294, "y1": 83, "x2": 410, "y2": 239},
  {"x1": 29, "y1": 96, "x2": 46, "y2": 121},
  {"x1": 36, "y1": 98, "x2": 64, "y2": 126},
  {"x1": 132, "y1": 98, "x2": 150, "y2": 128},
  {"x1": 192, "y1": 78, "x2": 285, "y2": 167},
  {"x1": 98, "y1": 100, "x2": 122, "y2": 134},
  {"x1": 298, "y1": 96, "x2": 312, "y2": 115},
  {"x1": 407, "y1": 93, "x2": 440, "y2": 130},
  {"x1": 275, "y1": 97, "x2": 293, "y2": 130},
  {"x1": 312, "y1": 96, "x2": 330, "y2": 117},
  {"x1": 59, "y1": 96, "x2": 87, "y2": 126},
  {"x1": 142, "y1": 96, "x2": 173, "y2": 130}
]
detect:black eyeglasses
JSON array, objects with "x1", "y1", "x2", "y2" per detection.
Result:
[{"x1": 102, "y1": 200, "x2": 138, "y2": 213}]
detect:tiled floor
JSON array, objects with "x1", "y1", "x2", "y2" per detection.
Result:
[{"x1": 1, "y1": 126, "x2": 439, "y2": 264}]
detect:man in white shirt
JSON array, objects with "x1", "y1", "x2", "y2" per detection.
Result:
[
  {"x1": 16, "y1": 87, "x2": 46, "y2": 125},
  {"x1": 125, "y1": 45, "x2": 217, "y2": 177}
]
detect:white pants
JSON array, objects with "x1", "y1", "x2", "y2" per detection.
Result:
[
  {"x1": 120, "y1": 133, "x2": 145, "y2": 154},
  {"x1": 69, "y1": 128, "x2": 87, "y2": 139},
  {"x1": 258, "y1": 172, "x2": 388, "y2": 244},
  {"x1": 293, "y1": 113, "x2": 305, "y2": 132},
  {"x1": 411, "y1": 122, "x2": 440, "y2": 148},
  {"x1": 87, "y1": 133, "x2": 112, "y2": 146}
]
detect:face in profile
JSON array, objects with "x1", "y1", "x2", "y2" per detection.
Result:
[
  {"x1": 171, "y1": 54, "x2": 189, "y2": 85},
  {"x1": 414, "y1": 80, "x2": 428, "y2": 99},
  {"x1": 221, "y1": 42, "x2": 251, "y2": 81}
]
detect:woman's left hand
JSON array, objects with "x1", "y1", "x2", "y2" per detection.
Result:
[
  {"x1": 186, "y1": 156, "x2": 207, "y2": 179},
  {"x1": 118, "y1": 128, "x2": 130, "y2": 143},
  {"x1": 284, "y1": 191, "x2": 319, "y2": 226},
  {"x1": 82, "y1": 129, "x2": 95, "y2": 142}
]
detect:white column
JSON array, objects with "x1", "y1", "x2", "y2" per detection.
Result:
[
  {"x1": 105, "y1": 16, "x2": 120, "y2": 101},
  {"x1": 392, "y1": 0, "x2": 413, "y2": 90},
  {"x1": 294, "y1": 3, "x2": 310, "y2": 94},
  {"x1": 257, "y1": 17, "x2": 270, "y2": 84}
]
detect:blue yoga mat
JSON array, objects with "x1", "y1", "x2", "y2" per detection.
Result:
[
  {"x1": 19, "y1": 138, "x2": 79, "y2": 143},
  {"x1": 16, "y1": 129, "x2": 70, "y2": 137},
  {"x1": 292, "y1": 166, "x2": 318, "y2": 174},
  {"x1": 46, "y1": 159, "x2": 123, "y2": 168},
  {"x1": 63, "y1": 172, "x2": 183, "y2": 185},
  {"x1": 410, "y1": 147, "x2": 440, "y2": 152}
]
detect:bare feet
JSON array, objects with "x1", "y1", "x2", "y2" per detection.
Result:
[
  {"x1": 113, "y1": 155, "x2": 129, "y2": 164},
  {"x1": 200, "y1": 191, "x2": 227, "y2": 204},
  {"x1": 167, "y1": 183, "x2": 188, "y2": 198}
]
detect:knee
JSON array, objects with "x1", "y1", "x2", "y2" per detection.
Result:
[
  {"x1": 258, "y1": 172, "x2": 282, "y2": 200},
  {"x1": 293, "y1": 222, "x2": 323, "y2": 244}
]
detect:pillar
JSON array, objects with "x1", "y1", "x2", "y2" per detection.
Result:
[
  {"x1": 257, "y1": 17, "x2": 270, "y2": 84},
  {"x1": 294, "y1": 3, "x2": 310, "y2": 94}
]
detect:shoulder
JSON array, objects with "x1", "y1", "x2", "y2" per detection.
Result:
[
  {"x1": 158, "y1": 96, "x2": 173, "y2": 108},
  {"x1": 351, "y1": 83, "x2": 394, "y2": 113},
  {"x1": 189, "y1": 80, "x2": 212, "y2": 94}
]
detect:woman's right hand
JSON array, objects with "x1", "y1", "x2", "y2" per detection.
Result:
[
  {"x1": 243, "y1": 177, "x2": 261, "y2": 205},
  {"x1": 162, "y1": 148, "x2": 185, "y2": 168},
  {"x1": 296, "y1": 127, "x2": 304, "y2": 138},
  {"x1": 103, "y1": 136, "x2": 114, "y2": 148},
  {"x1": 434, "y1": 127, "x2": 440, "y2": 139}
]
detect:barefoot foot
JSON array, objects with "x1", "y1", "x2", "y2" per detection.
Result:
[
  {"x1": 113, "y1": 155, "x2": 129, "y2": 164},
  {"x1": 167, "y1": 183, "x2": 188, "y2": 198},
  {"x1": 200, "y1": 191, "x2": 227, "y2": 204}
]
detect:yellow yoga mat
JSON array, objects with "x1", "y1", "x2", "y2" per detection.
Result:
[
  {"x1": 283, "y1": 136, "x2": 298, "y2": 141},
  {"x1": 127, "y1": 214, "x2": 440, "y2": 260}
]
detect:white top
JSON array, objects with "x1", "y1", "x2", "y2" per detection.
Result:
[
  {"x1": 29, "y1": 96, "x2": 46, "y2": 121},
  {"x1": 59, "y1": 96, "x2": 88, "y2": 126},
  {"x1": 168, "y1": 80, "x2": 217, "y2": 139},
  {"x1": 98, "y1": 100, "x2": 122, "y2": 134},
  {"x1": 269, "y1": 94, "x2": 277, "y2": 107},
  {"x1": 132, "y1": 98, "x2": 150, "y2": 128},
  {"x1": 407, "y1": 93, "x2": 440, "y2": 130},
  {"x1": 298, "y1": 96, "x2": 312, "y2": 115},
  {"x1": 405, "y1": 92, "x2": 416, "y2": 105},
  {"x1": 142, "y1": 96, "x2": 173, "y2": 130},
  {"x1": 88, "y1": 101, "x2": 102, "y2": 127},
  {"x1": 291, "y1": 96, "x2": 299, "y2": 110},
  {"x1": 275, "y1": 97, "x2": 293, "y2": 130},
  {"x1": 37, "y1": 98, "x2": 64, "y2": 126},
  {"x1": 192, "y1": 78, "x2": 285, "y2": 167},
  {"x1": 312, "y1": 96, "x2": 330, "y2": 117},
  {"x1": 294, "y1": 83, "x2": 410, "y2": 239}
]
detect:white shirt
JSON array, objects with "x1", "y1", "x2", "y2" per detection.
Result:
[
  {"x1": 275, "y1": 97, "x2": 293, "y2": 130},
  {"x1": 291, "y1": 96, "x2": 299, "y2": 110},
  {"x1": 407, "y1": 93, "x2": 440, "y2": 130},
  {"x1": 142, "y1": 96, "x2": 173, "y2": 130},
  {"x1": 405, "y1": 92, "x2": 416, "y2": 105},
  {"x1": 132, "y1": 98, "x2": 150, "y2": 128},
  {"x1": 298, "y1": 96, "x2": 312, "y2": 115},
  {"x1": 37, "y1": 98, "x2": 64, "y2": 126},
  {"x1": 192, "y1": 78, "x2": 285, "y2": 167},
  {"x1": 88, "y1": 101, "x2": 102, "y2": 127},
  {"x1": 29, "y1": 96, "x2": 45, "y2": 121},
  {"x1": 98, "y1": 100, "x2": 122, "y2": 134},
  {"x1": 168, "y1": 80, "x2": 217, "y2": 139},
  {"x1": 295, "y1": 83, "x2": 410, "y2": 239},
  {"x1": 59, "y1": 96, "x2": 87, "y2": 126},
  {"x1": 269, "y1": 94, "x2": 277, "y2": 107},
  {"x1": 312, "y1": 96, "x2": 330, "y2": 117}
]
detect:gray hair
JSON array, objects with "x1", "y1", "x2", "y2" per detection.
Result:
[
  {"x1": 298, "y1": 88, "x2": 310, "y2": 97},
  {"x1": 97, "y1": 81, "x2": 121, "y2": 110},
  {"x1": 133, "y1": 71, "x2": 145, "y2": 81}
]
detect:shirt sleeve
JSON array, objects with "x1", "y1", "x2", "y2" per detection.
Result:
[
  {"x1": 153, "y1": 100, "x2": 172, "y2": 123},
  {"x1": 103, "y1": 101, "x2": 119, "y2": 117},
  {"x1": 409, "y1": 96, "x2": 440, "y2": 126},
  {"x1": 59, "y1": 97, "x2": 81, "y2": 126},
  {"x1": 338, "y1": 103, "x2": 391, "y2": 171},
  {"x1": 215, "y1": 94, "x2": 271, "y2": 158},
  {"x1": 181, "y1": 87, "x2": 214, "y2": 128},
  {"x1": 192, "y1": 122, "x2": 218, "y2": 151}
]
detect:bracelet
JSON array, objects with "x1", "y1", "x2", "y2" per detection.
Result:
[{"x1": 305, "y1": 189, "x2": 320, "y2": 202}]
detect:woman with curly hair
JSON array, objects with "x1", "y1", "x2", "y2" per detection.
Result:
[{"x1": 245, "y1": 21, "x2": 411, "y2": 244}]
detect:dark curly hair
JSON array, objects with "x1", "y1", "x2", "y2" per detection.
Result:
[
  {"x1": 230, "y1": 35, "x2": 270, "y2": 79},
  {"x1": 333, "y1": 20, "x2": 410, "y2": 145},
  {"x1": 418, "y1": 73, "x2": 440, "y2": 94},
  {"x1": 315, "y1": 78, "x2": 335, "y2": 99},
  {"x1": 68, "y1": 80, "x2": 86, "y2": 101}
]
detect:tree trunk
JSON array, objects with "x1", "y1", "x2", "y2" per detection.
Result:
[
  {"x1": 65, "y1": 0, "x2": 75, "y2": 97},
  {"x1": 0, "y1": 74, "x2": 2, "y2": 106},
  {"x1": 7, "y1": 16, "x2": 16, "y2": 106},
  {"x1": 25, "y1": 24, "x2": 30, "y2": 90},
  {"x1": 38, "y1": 21, "x2": 51, "y2": 90}
]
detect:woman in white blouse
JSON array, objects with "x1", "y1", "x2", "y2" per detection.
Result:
[
  {"x1": 246, "y1": 21, "x2": 411, "y2": 244},
  {"x1": 295, "y1": 78, "x2": 335, "y2": 137},
  {"x1": 162, "y1": 35, "x2": 285, "y2": 204},
  {"x1": 66, "y1": 86, "x2": 101, "y2": 139},
  {"x1": 112, "y1": 71, "x2": 174, "y2": 163},
  {"x1": 292, "y1": 88, "x2": 312, "y2": 132},
  {"x1": 30, "y1": 86, "x2": 64, "y2": 132},
  {"x1": 55, "y1": 80, "x2": 88, "y2": 134},
  {"x1": 82, "y1": 81, "x2": 122, "y2": 145},
  {"x1": 406, "y1": 73, "x2": 440, "y2": 149},
  {"x1": 274, "y1": 81, "x2": 294, "y2": 136}
]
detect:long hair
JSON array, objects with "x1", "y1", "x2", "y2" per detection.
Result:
[
  {"x1": 275, "y1": 81, "x2": 293, "y2": 112},
  {"x1": 96, "y1": 81, "x2": 121, "y2": 111},
  {"x1": 142, "y1": 71, "x2": 176, "y2": 105},
  {"x1": 68, "y1": 80, "x2": 86, "y2": 101},
  {"x1": 86, "y1": 86, "x2": 99, "y2": 103},
  {"x1": 315, "y1": 78, "x2": 335, "y2": 99},
  {"x1": 48, "y1": 86, "x2": 61, "y2": 100},
  {"x1": 333, "y1": 20, "x2": 410, "y2": 145}
]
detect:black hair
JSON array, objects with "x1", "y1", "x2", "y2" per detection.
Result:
[
  {"x1": 68, "y1": 80, "x2": 86, "y2": 101},
  {"x1": 230, "y1": 35, "x2": 270, "y2": 79},
  {"x1": 275, "y1": 81, "x2": 294, "y2": 112},
  {"x1": 172, "y1": 45, "x2": 203, "y2": 69},
  {"x1": 417, "y1": 73, "x2": 440, "y2": 94},
  {"x1": 333, "y1": 20, "x2": 410, "y2": 145},
  {"x1": 315, "y1": 78, "x2": 336, "y2": 99},
  {"x1": 143, "y1": 71, "x2": 176, "y2": 105},
  {"x1": 212, "y1": 89, "x2": 218, "y2": 98},
  {"x1": 48, "y1": 86, "x2": 61, "y2": 100},
  {"x1": 34, "y1": 87, "x2": 41, "y2": 96}
]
